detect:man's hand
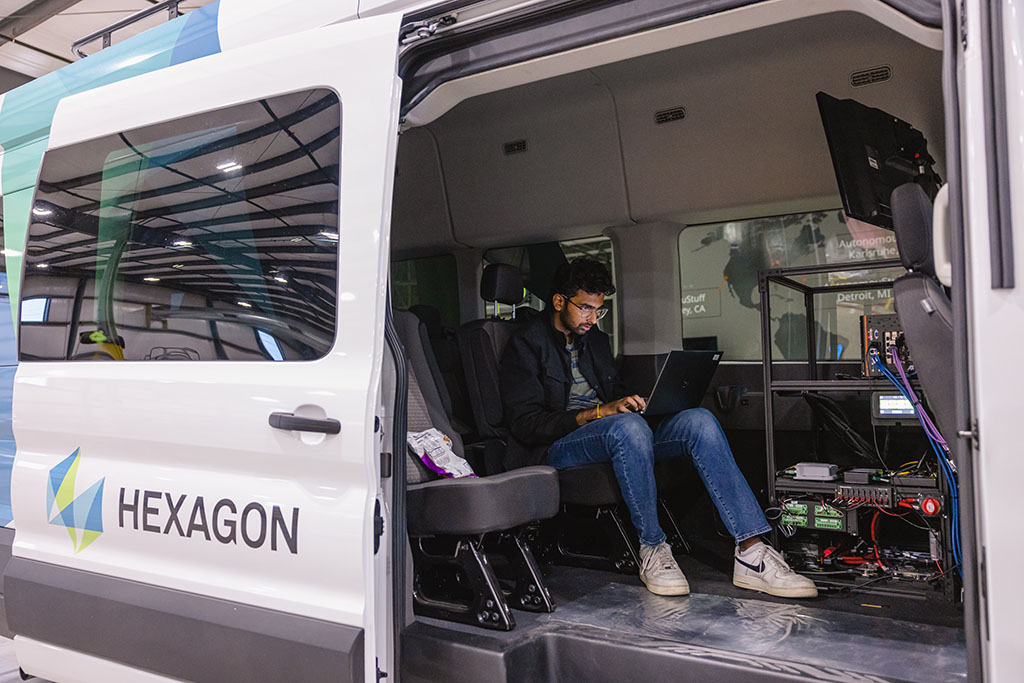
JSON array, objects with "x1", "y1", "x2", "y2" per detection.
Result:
[
  {"x1": 603, "y1": 395, "x2": 647, "y2": 415},
  {"x1": 576, "y1": 395, "x2": 647, "y2": 426}
]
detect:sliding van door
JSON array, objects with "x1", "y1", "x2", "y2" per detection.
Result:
[{"x1": 6, "y1": 13, "x2": 402, "y2": 683}]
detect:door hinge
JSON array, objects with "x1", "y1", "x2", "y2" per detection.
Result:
[
  {"x1": 400, "y1": 14, "x2": 457, "y2": 45},
  {"x1": 374, "y1": 499, "x2": 384, "y2": 554},
  {"x1": 380, "y1": 451, "x2": 393, "y2": 479},
  {"x1": 957, "y1": 420, "x2": 979, "y2": 449},
  {"x1": 377, "y1": 660, "x2": 388, "y2": 681}
]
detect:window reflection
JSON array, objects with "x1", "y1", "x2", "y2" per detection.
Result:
[
  {"x1": 20, "y1": 298, "x2": 49, "y2": 323},
  {"x1": 257, "y1": 329, "x2": 284, "y2": 361},
  {"x1": 21, "y1": 89, "x2": 341, "y2": 361},
  {"x1": 679, "y1": 210, "x2": 900, "y2": 362}
]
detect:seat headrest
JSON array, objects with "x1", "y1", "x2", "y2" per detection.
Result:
[
  {"x1": 409, "y1": 304, "x2": 443, "y2": 337},
  {"x1": 891, "y1": 183, "x2": 935, "y2": 276},
  {"x1": 480, "y1": 263, "x2": 524, "y2": 305}
]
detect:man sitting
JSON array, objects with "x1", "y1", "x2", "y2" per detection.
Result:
[{"x1": 499, "y1": 258, "x2": 817, "y2": 598}]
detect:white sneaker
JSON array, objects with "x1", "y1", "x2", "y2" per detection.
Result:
[
  {"x1": 639, "y1": 542, "x2": 690, "y2": 596},
  {"x1": 733, "y1": 542, "x2": 818, "y2": 598}
]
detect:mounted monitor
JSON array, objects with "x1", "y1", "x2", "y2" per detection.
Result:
[{"x1": 816, "y1": 92, "x2": 940, "y2": 229}]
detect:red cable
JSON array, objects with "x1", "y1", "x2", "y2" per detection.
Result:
[
  {"x1": 871, "y1": 510, "x2": 887, "y2": 570},
  {"x1": 873, "y1": 504, "x2": 912, "y2": 518}
]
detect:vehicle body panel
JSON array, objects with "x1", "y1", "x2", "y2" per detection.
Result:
[{"x1": 6, "y1": 11, "x2": 403, "y2": 682}]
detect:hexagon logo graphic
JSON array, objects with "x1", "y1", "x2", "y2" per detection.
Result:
[{"x1": 47, "y1": 448, "x2": 105, "y2": 552}]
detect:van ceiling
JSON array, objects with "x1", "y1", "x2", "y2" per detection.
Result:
[{"x1": 391, "y1": 10, "x2": 943, "y2": 258}]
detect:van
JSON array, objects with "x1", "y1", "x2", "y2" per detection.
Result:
[{"x1": 0, "y1": 0, "x2": 1017, "y2": 680}]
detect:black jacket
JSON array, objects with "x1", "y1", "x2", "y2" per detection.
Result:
[{"x1": 499, "y1": 313, "x2": 627, "y2": 469}]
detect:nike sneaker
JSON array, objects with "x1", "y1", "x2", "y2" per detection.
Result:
[
  {"x1": 733, "y1": 542, "x2": 818, "y2": 598},
  {"x1": 639, "y1": 541, "x2": 690, "y2": 596}
]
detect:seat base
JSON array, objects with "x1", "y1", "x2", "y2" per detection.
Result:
[
  {"x1": 536, "y1": 503, "x2": 640, "y2": 574},
  {"x1": 494, "y1": 531, "x2": 556, "y2": 613},
  {"x1": 411, "y1": 530, "x2": 555, "y2": 631},
  {"x1": 412, "y1": 536, "x2": 516, "y2": 631},
  {"x1": 544, "y1": 462, "x2": 692, "y2": 573}
]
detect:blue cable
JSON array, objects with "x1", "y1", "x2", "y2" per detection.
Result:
[{"x1": 870, "y1": 352, "x2": 962, "y2": 576}]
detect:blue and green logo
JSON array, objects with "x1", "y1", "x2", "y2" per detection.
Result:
[{"x1": 47, "y1": 448, "x2": 105, "y2": 552}]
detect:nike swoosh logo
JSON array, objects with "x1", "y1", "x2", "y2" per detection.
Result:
[{"x1": 736, "y1": 556, "x2": 765, "y2": 573}]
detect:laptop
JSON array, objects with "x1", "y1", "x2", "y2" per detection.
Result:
[{"x1": 641, "y1": 350, "x2": 724, "y2": 416}]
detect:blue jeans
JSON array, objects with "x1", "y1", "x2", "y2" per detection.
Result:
[{"x1": 547, "y1": 409, "x2": 771, "y2": 547}]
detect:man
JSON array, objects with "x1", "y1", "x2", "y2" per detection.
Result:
[{"x1": 499, "y1": 258, "x2": 817, "y2": 598}]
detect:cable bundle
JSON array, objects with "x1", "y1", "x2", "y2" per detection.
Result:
[
  {"x1": 870, "y1": 349, "x2": 962, "y2": 577},
  {"x1": 802, "y1": 392, "x2": 880, "y2": 464}
]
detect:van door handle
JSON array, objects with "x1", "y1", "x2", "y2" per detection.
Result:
[{"x1": 269, "y1": 412, "x2": 341, "y2": 434}]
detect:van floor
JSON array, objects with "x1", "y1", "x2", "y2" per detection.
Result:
[{"x1": 401, "y1": 547, "x2": 966, "y2": 683}]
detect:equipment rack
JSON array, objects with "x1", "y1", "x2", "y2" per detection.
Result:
[{"x1": 758, "y1": 259, "x2": 956, "y2": 599}]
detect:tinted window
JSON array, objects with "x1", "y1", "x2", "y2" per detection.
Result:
[
  {"x1": 391, "y1": 254, "x2": 459, "y2": 329},
  {"x1": 678, "y1": 210, "x2": 900, "y2": 361},
  {"x1": 21, "y1": 89, "x2": 340, "y2": 361},
  {"x1": 484, "y1": 236, "x2": 619, "y2": 355},
  {"x1": 0, "y1": 200, "x2": 15, "y2": 364},
  {"x1": 20, "y1": 298, "x2": 49, "y2": 323}
]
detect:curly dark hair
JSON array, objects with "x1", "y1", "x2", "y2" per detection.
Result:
[{"x1": 551, "y1": 258, "x2": 616, "y2": 300}]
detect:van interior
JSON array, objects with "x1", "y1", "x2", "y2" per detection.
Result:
[{"x1": 387, "y1": 5, "x2": 966, "y2": 682}]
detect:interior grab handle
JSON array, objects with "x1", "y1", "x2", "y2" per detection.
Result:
[{"x1": 269, "y1": 412, "x2": 341, "y2": 434}]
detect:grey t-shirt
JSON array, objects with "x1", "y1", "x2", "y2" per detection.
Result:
[{"x1": 566, "y1": 340, "x2": 598, "y2": 410}]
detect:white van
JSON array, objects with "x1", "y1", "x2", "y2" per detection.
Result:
[{"x1": 0, "y1": 0, "x2": 1019, "y2": 680}]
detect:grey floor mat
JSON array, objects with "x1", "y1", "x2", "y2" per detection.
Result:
[
  {"x1": 412, "y1": 560, "x2": 966, "y2": 683},
  {"x1": 546, "y1": 582, "x2": 966, "y2": 682}
]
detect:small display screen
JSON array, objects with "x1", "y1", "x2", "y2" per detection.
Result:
[{"x1": 877, "y1": 394, "x2": 915, "y2": 416}]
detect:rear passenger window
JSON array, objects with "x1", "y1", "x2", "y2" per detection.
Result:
[
  {"x1": 20, "y1": 88, "x2": 341, "y2": 361},
  {"x1": 484, "y1": 236, "x2": 619, "y2": 354},
  {"x1": 391, "y1": 254, "x2": 459, "y2": 329}
]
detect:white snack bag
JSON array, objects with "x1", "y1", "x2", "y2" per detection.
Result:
[{"x1": 407, "y1": 428, "x2": 477, "y2": 479}]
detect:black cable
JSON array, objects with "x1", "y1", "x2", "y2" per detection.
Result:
[
  {"x1": 831, "y1": 573, "x2": 894, "y2": 598},
  {"x1": 871, "y1": 423, "x2": 892, "y2": 471},
  {"x1": 803, "y1": 393, "x2": 876, "y2": 462},
  {"x1": 810, "y1": 394, "x2": 874, "y2": 456}
]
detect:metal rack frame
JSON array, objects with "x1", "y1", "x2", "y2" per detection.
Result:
[
  {"x1": 758, "y1": 259, "x2": 955, "y2": 597},
  {"x1": 759, "y1": 258, "x2": 903, "y2": 503}
]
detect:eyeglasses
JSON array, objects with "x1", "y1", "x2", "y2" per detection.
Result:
[{"x1": 565, "y1": 297, "x2": 609, "y2": 320}]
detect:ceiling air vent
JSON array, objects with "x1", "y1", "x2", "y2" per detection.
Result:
[
  {"x1": 654, "y1": 106, "x2": 687, "y2": 125},
  {"x1": 503, "y1": 139, "x2": 528, "y2": 155},
  {"x1": 850, "y1": 66, "x2": 892, "y2": 87}
]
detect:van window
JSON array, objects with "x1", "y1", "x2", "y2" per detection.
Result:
[
  {"x1": 484, "y1": 235, "x2": 619, "y2": 354},
  {"x1": 20, "y1": 298, "x2": 49, "y2": 323},
  {"x1": 678, "y1": 210, "x2": 900, "y2": 361},
  {"x1": 20, "y1": 88, "x2": 341, "y2": 362},
  {"x1": 0, "y1": 206, "x2": 15, "y2": 364},
  {"x1": 256, "y1": 329, "x2": 285, "y2": 361},
  {"x1": 391, "y1": 254, "x2": 459, "y2": 329}
]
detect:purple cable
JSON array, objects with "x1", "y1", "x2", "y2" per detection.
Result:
[{"x1": 891, "y1": 353, "x2": 948, "y2": 450}]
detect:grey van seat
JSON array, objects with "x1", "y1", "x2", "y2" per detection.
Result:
[
  {"x1": 890, "y1": 183, "x2": 956, "y2": 442},
  {"x1": 456, "y1": 265, "x2": 689, "y2": 573},
  {"x1": 395, "y1": 310, "x2": 464, "y2": 456},
  {"x1": 404, "y1": 366, "x2": 558, "y2": 537},
  {"x1": 395, "y1": 310, "x2": 557, "y2": 630},
  {"x1": 407, "y1": 467, "x2": 559, "y2": 537},
  {"x1": 456, "y1": 263, "x2": 524, "y2": 443},
  {"x1": 408, "y1": 304, "x2": 473, "y2": 437}
]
